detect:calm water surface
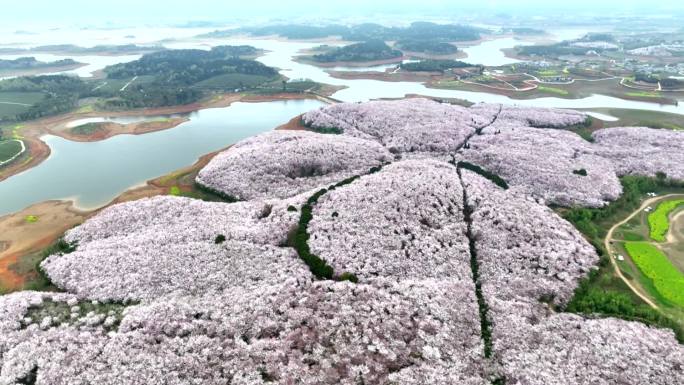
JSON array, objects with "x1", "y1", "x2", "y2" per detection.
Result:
[{"x1": 0, "y1": 100, "x2": 323, "y2": 215}]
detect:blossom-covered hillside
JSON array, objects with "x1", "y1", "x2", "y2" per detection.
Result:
[
  {"x1": 593, "y1": 126, "x2": 684, "y2": 180},
  {"x1": 461, "y1": 126, "x2": 623, "y2": 207},
  {"x1": 197, "y1": 131, "x2": 392, "y2": 200},
  {"x1": 1, "y1": 98, "x2": 683, "y2": 385}
]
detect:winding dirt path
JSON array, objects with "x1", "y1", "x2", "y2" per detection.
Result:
[
  {"x1": 604, "y1": 194, "x2": 684, "y2": 309},
  {"x1": 666, "y1": 209, "x2": 684, "y2": 244}
]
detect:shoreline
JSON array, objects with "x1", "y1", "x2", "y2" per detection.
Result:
[
  {"x1": 0, "y1": 101, "x2": 316, "y2": 292},
  {"x1": 0, "y1": 91, "x2": 338, "y2": 183},
  {"x1": 323, "y1": 69, "x2": 681, "y2": 106},
  {"x1": 0, "y1": 147, "x2": 222, "y2": 292}
]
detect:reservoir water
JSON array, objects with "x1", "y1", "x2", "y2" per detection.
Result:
[{"x1": 0, "y1": 100, "x2": 323, "y2": 215}]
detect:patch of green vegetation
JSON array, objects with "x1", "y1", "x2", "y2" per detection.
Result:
[
  {"x1": 0, "y1": 76, "x2": 87, "y2": 121},
  {"x1": 0, "y1": 139, "x2": 23, "y2": 163},
  {"x1": 537, "y1": 69, "x2": 560, "y2": 76},
  {"x1": 0, "y1": 91, "x2": 43, "y2": 120},
  {"x1": 24, "y1": 215, "x2": 39, "y2": 223},
  {"x1": 457, "y1": 161, "x2": 508, "y2": 190},
  {"x1": 214, "y1": 234, "x2": 226, "y2": 244},
  {"x1": 624, "y1": 242, "x2": 684, "y2": 307},
  {"x1": 75, "y1": 104, "x2": 95, "y2": 114},
  {"x1": 20, "y1": 238, "x2": 78, "y2": 292},
  {"x1": 566, "y1": 271, "x2": 683, "y2": 342},
  {"x1": 169, "y1": 186, "x2": 181, "y2": 196},
  {"x1": 400, "y1": 59, "x2": 477, "y2": 73},
  {"x1": 648, "y1": 199, "x2": 684, "y2": 242},
  {"x1": 625, "y1": 91, "x2": 660, "y2": 98},
  {"x1": 394, "y1": 40, "x2": 458, "y2": 55},
  {"x1": 573, "y1": 168, "x2": 588, "y2": 176},
  {"x1": 70, "y1": 122, "x2": 104, "y2": 136},
  {"x1": 194, "y1": 73, "x2": 274, "y2": 90},
  {"x1": 289, "y1": 166, "x2": 384, "y2": 281},
  {"x1": 621, "y1": 231, "x2": 646, "y2": 242},
  {"x1": 300, "y1": 116, "x2": 342, "y2": 134},
  {"x1": 459, "y1": 167, "x2": 495, "y2": 358},
  {"x1": 537, "y1": 85, "x2": 569, "y2": 95},
  {"x1": 573, "y1": 128, "x2": 595, "y2": 142},
  {"x1": 595, "y1": 109, "x2": 684, "y2": 131},
  {"x1": 193, "y1": 182, "x2": 239, "y2": 203}
]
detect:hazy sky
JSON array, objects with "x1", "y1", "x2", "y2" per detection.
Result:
[{"x1": 4, "y1": 0, "x2": 683, "y2": 26}]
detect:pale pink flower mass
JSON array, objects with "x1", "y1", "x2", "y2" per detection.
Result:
[{"x1": 2, "y1": 99, "x2": 683, "y2": 384}]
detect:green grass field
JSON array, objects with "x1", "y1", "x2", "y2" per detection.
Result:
[
  {"x1": 625, "y1": 91, "x2": 660, "y2": 98},
  {"x1": 194, "y1": 74, "x2": 274, "y2": 90},
  {"x1": 649, "y1": 199, "x2": 684, "y2": 242},
  {"x1": 0, "y1": 139, "x2": 23, "y2": 163},
  {"x1": 0, "y1": 91, "x2": 43, "y2": 120},
  {"x1": 536, "y1": 69, "x2": 560, "y2": 76},
  {"x1": 624, "y1": 242, "x2": 684, "y2": 307},
  {"x1": 537, "y1": 85, "x2": 569, "y2": 95},
  {"x1": 88, "y1": 75, "x2": 156, "y2": 93}
]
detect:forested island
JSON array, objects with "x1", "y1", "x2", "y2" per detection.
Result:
[
  {"x1": 0, "y1": 57, "x2": 79, "y2": 70},
  {"x1": 309, "y1": 40, "x2": 403, "y2": 64},
  {"x1": 0, "y1": 57, "x2": 84, "y2": 77},
  {"x1": 0, "y1": 45, "x2": 295, "y2": 121}
]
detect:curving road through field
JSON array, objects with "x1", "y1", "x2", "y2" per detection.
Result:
[{"x1": 603, "y1": 194, "x2": 684, "y2": 309}]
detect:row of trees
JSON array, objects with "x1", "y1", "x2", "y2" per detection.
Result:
[
  {"x1": 518, "y1": 43, "x2": 594, "y2": 57},
  {"x1": 400, "y1": 59, "x2": 478, "y2": 72}
]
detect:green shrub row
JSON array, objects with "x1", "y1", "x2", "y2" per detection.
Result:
[
  {"x1": 300, "y1": 116, "x2": 342, "y2": 134},
  {"x1": 289, "y1": 165, "x2": 384, "y2": 282},
  {"x1": 457, "y1": 161, "x2": 509, "y2": 190},
  {"x1": 193, "y1": 182, "x2": 239, "y2": 203},
  {"x1": 458, "y1": 168, "x2": 495, "y2": 358},
  {"x1": 26, "y1": 238, "x2": 78, "y2": 292}
]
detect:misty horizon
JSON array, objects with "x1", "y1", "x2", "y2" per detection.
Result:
[{"x1": 3, "y1": 0, "x2": 684, "y2": 28}]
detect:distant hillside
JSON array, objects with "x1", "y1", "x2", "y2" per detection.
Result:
[{"x1": 201, "y1": 21, "x2": 484, "y2": 42}]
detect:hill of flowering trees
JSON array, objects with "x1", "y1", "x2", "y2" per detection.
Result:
[{"x1": 1, "y1": 98, "x2": 683, "y2": 384}]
